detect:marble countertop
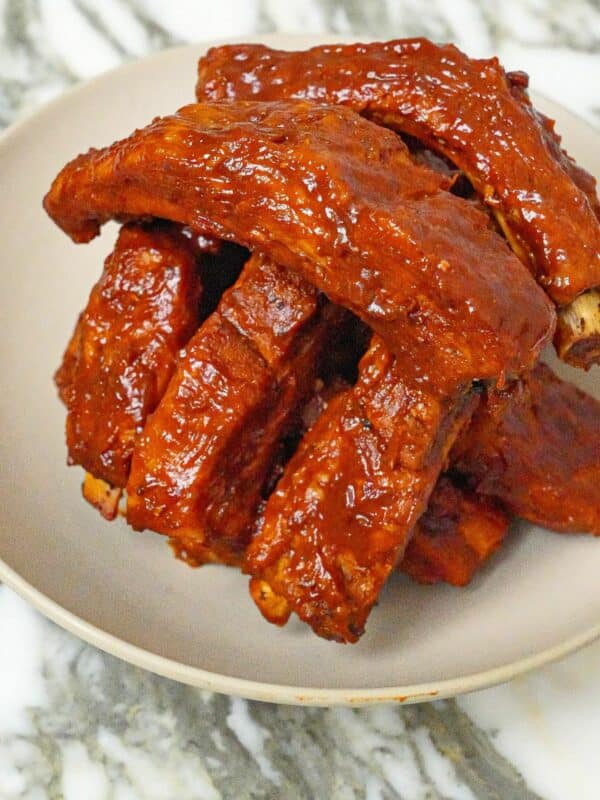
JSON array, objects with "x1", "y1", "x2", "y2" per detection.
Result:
[{"x1": 1, "y1": 1, "x2": 599, "y2": 797}]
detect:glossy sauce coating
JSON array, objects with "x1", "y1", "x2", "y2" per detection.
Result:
[
  {"x1": 54, "y1": 222, "x2": 202, "y2": 487},
  {"x1": 197, "y1": 40, "x2": 600, "y2": 305},
  {"x1": 507, "y1": 74, "x2": 600, "y2": 221},
  {"x1": 44, "y1": 100, "x2": 554, "y2": 388},
  {"x1": 264, "y1": 371, "x2": 510, "y2": 590},
  {"x1": 42, "y1": 60, "x2": 597, "y2": 647},
  {"x1": 245, "y1": 336, "x2": 478, "y2": 642},
  {"x1": 452, "y1": 363, "x2": 600, "y2": 534},
  {"x1": 126, "y1": 253, "x2": 346, "y2": 563},
  {"x1": 400, "y1": 476, "x2": 509, "y2": 586},
  {"x1": 261, "y1": 364, "x2": 510, "y2": 592}
]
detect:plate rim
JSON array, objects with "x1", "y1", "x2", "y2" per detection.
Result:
[
  {"x1": 1, "y1": 33, "x2": 599, "y2": 706},
  {"x1": 3, "y1": 555, "x2": 599, "y2": 706}
]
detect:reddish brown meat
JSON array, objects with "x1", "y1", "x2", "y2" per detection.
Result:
[
  {"x1": 452, "y1": 363, "x2": 600, "y2": 534},
  {"x1": 400, "y1": 476, "x2": 510, "y2": 586},
  {"x1": 245, "y1": 336, "x2": 478, "y2": 642},
  {"x1": 245, "y1": 351, "x2": 598, "y2": 602},
  {"x1": 197, "y1": 40, "x2": 600, "y2": 306},
  {"x1": 81, "y1": 472, "x2": 123, "y2": 522},
  {"x1": 506, "y1": 71, "x2": 600, "y2": 220},
  {"x1": 127, "y1": 252, "x2": 347, "y2": 564},
  {"x1": 54, "y1": 222, "x2": 202, "y2": 488},
  {"x1": 245, "y1": 352, "x2": 599, "y2": 637},
  {"x1": 43, "y1": 101, "x2": 554, "y2": 388},
  {"x1": 259, "y1": 373, "x2": 509, "y2": 591},
  {"x1": 265, "y1": 368, "x2": 509, "y2": 591},
  {"x1": 250, "y1": 364, "x2": 508, "y2": 594},
  {"x1": 44, "y1": 100, "x2": 554, "y2": 641},
  {"x1": 402, "y1": 361, "x2": 600, "y2": 586}
]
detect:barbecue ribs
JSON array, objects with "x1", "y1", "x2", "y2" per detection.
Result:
[
  {"x1": 55, "y1": 222, "x2": 203, "y2": 492},
  {"x1": 44, "y1": 99, "x2": 558, "y2": 641},
  {"x1": 400, "y1": 477, "x2": 510, "y2": 587},
  {"x1": 127, "y1": 252, "x2": 349, "y2": 565},
  {"x1": 197, "y1": 40, "x2": 600, "y2": 366}
]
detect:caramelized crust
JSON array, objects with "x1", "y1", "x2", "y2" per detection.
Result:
[
  {"x1": 45, "y1": 98, "x2": 578, "y2": 644},
  {"x1": 81, "y1": 472, "x2": 123, "y2": 521},
  {"x1": 506, "y1": 72, "x2": 600, "y2": 220},
  {"x1": 452, "y1": 363, "x2": 600, "y2": 534},
  {"x1": 403, "y1": 362, "x2": 600, "y2": 587},
  {"x1": 127, "y1": 253, "x2": 346, "y2": 563},
  {"x1": 245, "y1": 337, "x2": 478, "y2": 642},
  {"x1": 54, "y1": 222, "x2": 202, "y2": 487},
  {"x1": 44, "y1": 101, "x2": 554, "y2": 387},
  {"x1": 197, "y1": 40, "x2": 600, "y2": 305},
  {"x1": 400, "y1": 477, "x2": 510, "y2": 586}
]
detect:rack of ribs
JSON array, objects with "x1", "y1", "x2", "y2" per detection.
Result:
[
  {"x1": 127, "y1": 252, "x2": 350, "y2": 565},
  {"x1": 44, "y1": 99, "x2": 558, "y2": 641},
  {"x1": 72, "y1": 229, "x2": 593, "y2": 595},
  {"x1": 197, "y1": 40, "x2": 600, "y2": 368},
  {"x1": 44, "y1": 101, "x2": 553, "y2": 381}
]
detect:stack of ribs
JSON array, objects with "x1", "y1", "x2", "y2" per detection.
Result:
[{"x1": 45, "y1": 39, "x2": 600, "y2": 643}]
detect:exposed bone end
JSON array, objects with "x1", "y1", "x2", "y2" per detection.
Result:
[
  {"x1": 82, "y1": 472, "x2": 122, "y2": 521},
  {"x1": 555, "y1": 289, "x2": 600, "y2": 370},
  {"x1": 249, "y1": 577, "x2": 291, "y2": 626}
]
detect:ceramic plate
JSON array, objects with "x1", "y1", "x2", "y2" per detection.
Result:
[{"x1": 1, "y1": 33, "x2": 599, "y2": 706}]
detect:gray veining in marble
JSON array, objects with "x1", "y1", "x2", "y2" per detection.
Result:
[
  {"x1": 1, "y1": 0, "x2": 600, "y2": 127},
  {"x1": 1, "y1": 588, "x2": 544, "y2": 800}
]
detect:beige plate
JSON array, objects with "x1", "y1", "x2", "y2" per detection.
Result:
[{"x1": 1, "y1": 34, "x2": 599, "y2": 706}]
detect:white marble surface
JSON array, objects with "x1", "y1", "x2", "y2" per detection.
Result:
[
  {"x1": 2, "y1": 585, "x2": 600, "y2": 799},
  {"x1": 1, "y1": 1, "x2": 599, "y2": 798}
]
